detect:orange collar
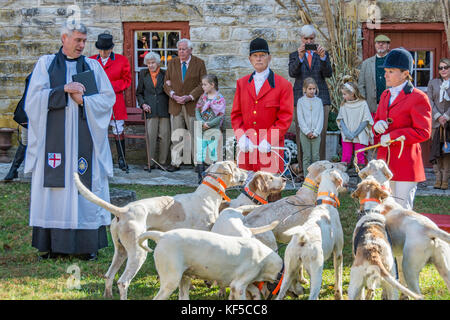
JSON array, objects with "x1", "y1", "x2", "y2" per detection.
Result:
[
  {"x1": 303, "y1": 178, "x2": 319, "y2": 193},
  {"x1": 243, "y1": 186, "x2": 268, "y2": 205},
  {"x1": 360, "y1": 198, "x2": 381, "y2": 205},
  {"x1": 202, "y1": 176, "x2": 230, "y2": 202},
  {"x1": 316, "y1": 191, "x2": 340, "y2": 208}
]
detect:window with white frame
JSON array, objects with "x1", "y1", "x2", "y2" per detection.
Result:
[
  {"x1": 409, "y1": 50, "x2": 433, "y2": 91},
  {"x1": 134, "y1": 30, "x2": 180, "y2": 84}
]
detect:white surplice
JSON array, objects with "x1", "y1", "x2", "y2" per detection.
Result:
[{"x1": 24, "y1": 55, "x2": 116, "y2": 230}]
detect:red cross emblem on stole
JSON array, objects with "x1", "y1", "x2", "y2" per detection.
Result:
[{"x1": 48, "y1": 153, "x2": 62, "y2": 168}]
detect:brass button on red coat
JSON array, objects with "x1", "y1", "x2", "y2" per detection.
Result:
[
  {"x1": 253, "y1": 110, "x2": 257, "y2": 114},
  {"x1": 253, "y1": 121, "x2": 256, "y2": 125}
]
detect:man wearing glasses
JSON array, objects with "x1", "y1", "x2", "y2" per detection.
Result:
[{"x1": 288, "y1": 24, "x2": 333, "y2": 173}]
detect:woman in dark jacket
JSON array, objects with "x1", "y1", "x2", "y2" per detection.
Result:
[
  {"x1": 428, "y1": 58, "x2": 450, "y2": 190},
  {"x1": 136, "y1": 52, "x2": 170, "y2": 170}
]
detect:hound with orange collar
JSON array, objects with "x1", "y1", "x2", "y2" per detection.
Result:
[
  {"x1": 349, "y1": 176, "x2": 422, "y2": 300},
  {"x1": 74, "y1": 161, "x2": 247, "y2": 300},
  {"x1": 276, "y1": 169, "x2": 349, "y2": 300},
  {"x1": 358, "y1": 159, "x2": 450, "y2": 297}
]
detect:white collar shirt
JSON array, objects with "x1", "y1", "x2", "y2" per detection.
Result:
[
  {"x1": 389, "y1": 80, "x2": 408, "y2": 105},
  {"x1": 253, "y1": 67, "x2": 270, "y2": 96}
]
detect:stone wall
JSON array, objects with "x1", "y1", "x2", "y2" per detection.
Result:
[{"x1": 0, "y1": 0, "x2": 444, "y2": 143}]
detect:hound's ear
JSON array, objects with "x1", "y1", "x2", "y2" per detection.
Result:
[
  {"x1": 381, "y1": 164, "x2": 394, "y2": 181},
  {"x1": 374, "y1": 183, "x2": 390, "y2": 201},
  {"x1": 351, "y1": 184, "x2": 362, "y2": 200},
  {"x1": 248, "y1": 172, "x2": 261, "y2": 192},
  {"x1": 358, "y1": 166, "x2": 369, "y2": 180},
  {"x1": 331, "y1": 170, "x2": 344, "y2": 188}
]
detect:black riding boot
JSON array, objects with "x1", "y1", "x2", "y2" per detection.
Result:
[
  {"x1": 4, "y1": 143, "x2": 26, "y2": 181},
  {"x1": 115, "y1": 135, "x2": 128, "y2": 171},
  {"x1": 197, "y1": 163, "x2": 205, "y2": 184}
]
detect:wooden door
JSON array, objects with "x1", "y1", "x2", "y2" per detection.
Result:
[{"x1": 363, "y1": 23, "x2": 448, "y2": 168}]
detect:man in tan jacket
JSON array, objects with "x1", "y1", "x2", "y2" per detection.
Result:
[{"x1": 164, "y1": 38, "x2": 207, "y2": 171}]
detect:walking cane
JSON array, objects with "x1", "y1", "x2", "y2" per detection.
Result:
[
  {"x1": 112, "y1": 109, "x2": 129, "y2": 174},
  {"x1": 143, "y1": 112, "x2": 152, "y2": 173},
  {"x1": 354, "y1": 135, "x2": 406, "y2": 173}
]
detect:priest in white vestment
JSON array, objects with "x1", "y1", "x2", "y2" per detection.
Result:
[{"x1": 24, "y1": 22, "x2": 116, "y2": 260}]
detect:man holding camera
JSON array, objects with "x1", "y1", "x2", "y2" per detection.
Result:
[{"x1": 289, "y1": 24, "x2": 333, "y2": 168}]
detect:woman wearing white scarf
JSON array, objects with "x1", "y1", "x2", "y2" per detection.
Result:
[{"x1": 427, "y1": 58, "x2": 450, "y2": 190}]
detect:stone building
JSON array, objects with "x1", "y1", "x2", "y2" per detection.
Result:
[{"x1": 0, "y1": 0, "x2": 448, "y2": 163}]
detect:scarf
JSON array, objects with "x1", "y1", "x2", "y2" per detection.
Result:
[
  {"x1": 440, "y1": 79, "x2": 450, "y2": 103},
  {"x1": 44, "y1": 47, "x2": 93, "y2": 190},
  {"x1": 197, "y1": 92, "x2": 226, "y2": 116}
]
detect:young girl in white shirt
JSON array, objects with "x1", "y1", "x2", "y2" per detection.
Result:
[
  {"x1": 297, "y1": 77, "x2": 324, "y2": 172},
  {"x1": 336, "y1": 81, "x2": 373, "y2": 169}
]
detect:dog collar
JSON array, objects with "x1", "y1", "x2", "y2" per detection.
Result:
[
  {"x1": 360, "y1": 198, "x2": 381, "y2": 205},
  {"x1": 316, "y1": 192, "x2": 340, "y2": 208},
  {"x1": 303, "y1": 178, "x2": 319, "y2": 193},
  {"x1": 202, "y1": 177, "x2": 231, "y2": 202},
  {"x1": 242, "y1": 186, "x2": 268, "y2": 205},
  {"x1": 205, "y1": 174, "x2": 228, "y2": 189},
  {"x1": 256, "y1": 264, "x2": 285, "y2": 300}
]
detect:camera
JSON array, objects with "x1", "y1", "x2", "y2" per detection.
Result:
[{"x1": 305, "y1": 43, "x2": 318, "y2": 51}]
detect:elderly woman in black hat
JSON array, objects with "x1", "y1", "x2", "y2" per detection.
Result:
[
  {"x1": 90, "y1": 33, "x2": 132, "y2": 171},
  {"x1": 372, "y1": 48, "x2": 432, "y2": 209}
]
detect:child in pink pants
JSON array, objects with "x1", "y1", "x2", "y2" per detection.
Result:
[{"x1": 336, "y1": 81, "x2": 374, "y2": 169}]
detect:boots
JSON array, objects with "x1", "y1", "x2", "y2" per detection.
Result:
[
  {"x1": 115, "y1": 134, "x2": 128, "y2": 171},
  {"x1": 442, "y1": 160, "x2": 449, "y2": 190},
  {"x1": 4, "y1": 143, "x2": 26, "y2": 181},
  {"x1": 433, "y1": 164, "x2": 442, "y2": 189},
  {"x1": 196, "y1": 163, "x2": 205, "y2": 184}
]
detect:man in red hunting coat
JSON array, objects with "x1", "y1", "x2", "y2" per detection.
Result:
[
  {"x1": 231, "y1": 38, "x2": 294, "y2": 174},
  {"x1": 90, "y1": 33, "x2": 132, "y2": 171}
]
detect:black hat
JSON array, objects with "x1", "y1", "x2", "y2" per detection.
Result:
[
  {"x1": 379, "y1": 48, "x2": 413, "y2": 73},
  {"x1": 95, "y1": 33, "x2": 114, "y2": 50},
  {"x1": 249, "y1": 38, "x2": 270, "y2": 55}
]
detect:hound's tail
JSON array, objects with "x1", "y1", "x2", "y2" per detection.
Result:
[
  {"x1": 73, "y1": 172, "x2": 128, "y2": 218},
  {"x1": 425, "y1": 226, "x2": 450, "y2": 244},
  {"x1": 138, "y1": 230, "x2": 164, "y2": 252},
  {"x1": 249, "y1": 220, "x2": 280, "y2": 235},
  {"x1": 373, "y1": 257, "x2": 423, "y2": 300}
]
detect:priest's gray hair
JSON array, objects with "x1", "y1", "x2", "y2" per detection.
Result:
[
  {"x1": 60, "y1": 21, "x2": 88, "y2": 37},
  {"x1": 300, "y1": 25, "x2": 316, "y2": 38},
  {"x1": 177, "y1": 38, "x2": 193, "y2": 49},
  {"x1": 144, "y1": 52, "x2": 161, "y2": 65}
]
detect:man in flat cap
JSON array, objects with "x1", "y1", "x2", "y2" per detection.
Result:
[
  {"x1": 358, "y1": 34, "x2": 391, "y2": 160},
  {"x1": 231, "y1": 38, "x2": 294, "y2": 174},
  {"x1": 90, "y1": 33, "x2": 132, "y2": 171},
  {"x1": 358, "y1": 34, "x2": 391, "y2": 116}
]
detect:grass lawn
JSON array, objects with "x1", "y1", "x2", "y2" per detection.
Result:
[{"x1": 0, "y1": 182, "x2": 449, "y2": 300}]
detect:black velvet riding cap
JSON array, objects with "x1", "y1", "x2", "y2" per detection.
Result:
[{"x1": 249, "y1": 38, "x2": 270, "y2": 55}]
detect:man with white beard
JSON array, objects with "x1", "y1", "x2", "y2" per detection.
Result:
[{"x1": 24, "y1": 22, "x2": 116, "y2": 261}]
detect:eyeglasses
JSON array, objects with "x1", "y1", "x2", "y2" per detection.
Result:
[{"x1": 438, "y1": 66, "x2": 450, "y2": 71}]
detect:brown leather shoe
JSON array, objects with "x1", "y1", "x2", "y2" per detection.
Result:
[
  {"x1": 434, "y1": 180, "x2": 442, "y2": 189},
  {"x1": 441, "y1": 181, "x2": 448, "y2": 190}
]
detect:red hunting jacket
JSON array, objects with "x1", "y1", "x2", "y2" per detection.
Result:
[
  {"x1": 90, "y1": 52, "x2": 132, "y2": 120},
  {"x1": 231, "y1": 69, "x2": 294, "y2": 173},
  {"x1": 373, "y1": 81, "x2": 432, "y2": 182}
]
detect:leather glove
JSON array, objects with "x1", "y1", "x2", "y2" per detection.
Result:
[
  {"x1": 374, "y1": 120, "x2": 389, "y2": 134},
  {"x1": 238, "y1": 135, "x2": 254, "y2": 153},
  {"x1": 258, "y1": 139, "x2": 271, "y2": 153},
  {"x1": 380, "y1": 134, "x2": 391, "y2": 147}
]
